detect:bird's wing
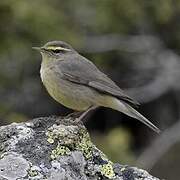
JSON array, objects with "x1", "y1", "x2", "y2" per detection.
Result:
[{"x1": 54, "y1": 56, "x2": 139, "y2": 106}]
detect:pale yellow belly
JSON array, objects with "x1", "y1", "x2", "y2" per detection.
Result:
[{"x1": 40, "y1": 68, "x2": 101, "y2": 111}]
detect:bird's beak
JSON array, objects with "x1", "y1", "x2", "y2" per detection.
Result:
[
  {"x1": 32, "y1": 47, "x2": 42, "y2": 51},
  {"x1": 32, "y1": 47, "x2": 49, "y2": 54}
]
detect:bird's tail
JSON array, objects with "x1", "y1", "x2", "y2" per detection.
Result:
[{"x1": 106, "y1": 97, "x2": 160, "y2": 133}]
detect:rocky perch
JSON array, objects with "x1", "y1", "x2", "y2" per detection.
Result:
[{"x1": 0, "y1": 116, "x2": 159, "y2": 180}]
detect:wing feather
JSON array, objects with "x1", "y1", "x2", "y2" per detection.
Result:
[{"x1": 53, "y1": 55, "x2": 139, "y2": 106}]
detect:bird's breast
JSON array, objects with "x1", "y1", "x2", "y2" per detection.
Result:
[
  {"x1": 40, "y1": 66, "x2": 60, "y2": 98},
  {"x1": 40, "y1": 65, "x2": 94, "y2": 111}
]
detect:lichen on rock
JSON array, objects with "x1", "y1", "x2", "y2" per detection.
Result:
[
  {"x1": 0, "y1": 116, "x2": 160, "y2": 180},
  {"x1": 51, "y1": 144, "x2": 71, "y2": 159},
  {"x1": 100, "y1": 161, "x2": 116, "y2": 179}
]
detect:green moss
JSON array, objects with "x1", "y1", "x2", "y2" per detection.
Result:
[
  {"x1": 51, "y1": 144, "x2": 71, "y2": 160},
  {"x1": 100, "y1": 161, "x2": 115, "y2": 179}
]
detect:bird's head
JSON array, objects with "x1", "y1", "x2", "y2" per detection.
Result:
[{"x1": 33, "y1": 41, "x2": 75, "y2": 62}]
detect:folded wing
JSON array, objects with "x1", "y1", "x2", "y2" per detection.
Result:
[{"x1": 54, "y1": 55, "x2": 139, "y2": 106}]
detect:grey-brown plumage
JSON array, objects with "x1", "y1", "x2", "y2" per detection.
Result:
[{"x1": 33, "y1": 41, "x2": 160, "y2": 133}]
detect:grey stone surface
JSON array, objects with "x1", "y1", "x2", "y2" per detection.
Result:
[{"x1": 0, "y1": 116, "x2": 160, "y2": 180}]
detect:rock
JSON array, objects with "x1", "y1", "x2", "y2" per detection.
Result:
[{"x1": 0, "y1": 116, "x2": 160, "y2": 180}]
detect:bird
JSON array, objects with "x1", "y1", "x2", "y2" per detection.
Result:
[{"x1": 33, "y1": 40, "x2": 160, "y2": 133}]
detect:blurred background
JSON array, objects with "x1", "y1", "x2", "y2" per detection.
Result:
[{"x1": 0, "y1": 0, "x2": 180, "y2": 179}]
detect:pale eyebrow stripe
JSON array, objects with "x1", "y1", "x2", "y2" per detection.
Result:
[{"x1": 46, "y1": 46, "x2": 71, "y2": 51}]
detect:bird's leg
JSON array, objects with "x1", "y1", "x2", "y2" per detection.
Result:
[
  {"x1": 66, "y1": 111, "x2": 83, "y2": 119},
  {"x1": 74, "y1": 106, "x2": 99, "y2": 123}
]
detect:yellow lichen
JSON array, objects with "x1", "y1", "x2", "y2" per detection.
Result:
[
  {"x1": 100, "y1": 161, "x2": 115, "y2": 179},
  {"x1": 46, "y1": 124, "x2": 94, "y2": 160},
  {"x1": 76, "y1": 130, "x2": 93, "y2": 159},
  {"x1": 46, "y1": 131, "x2": 56, "y2": 144},
  {"x1": 47, "y1": 137, "x2": 54, "y2": 144},
  {"x1": 28, "y1": 169, "x2": 39, "y2": 177},
  {"x1": 46, "y1": 125, "x2": 79, "y2": 146},
  {"x1": 51, "y1": 144, "x2": 71, "y2": 160},
  {"x1": 120, "y1": 167, "x2": 126, "y2": 172}
]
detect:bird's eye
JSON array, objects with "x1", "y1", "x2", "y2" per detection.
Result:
[{"x1": 52, "y1": 49, "x2": 63, "y2": 54}]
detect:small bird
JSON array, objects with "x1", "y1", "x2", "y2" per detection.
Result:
[{"x1": 33, "y1": 41, "x2": 160, "y2": 133}]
